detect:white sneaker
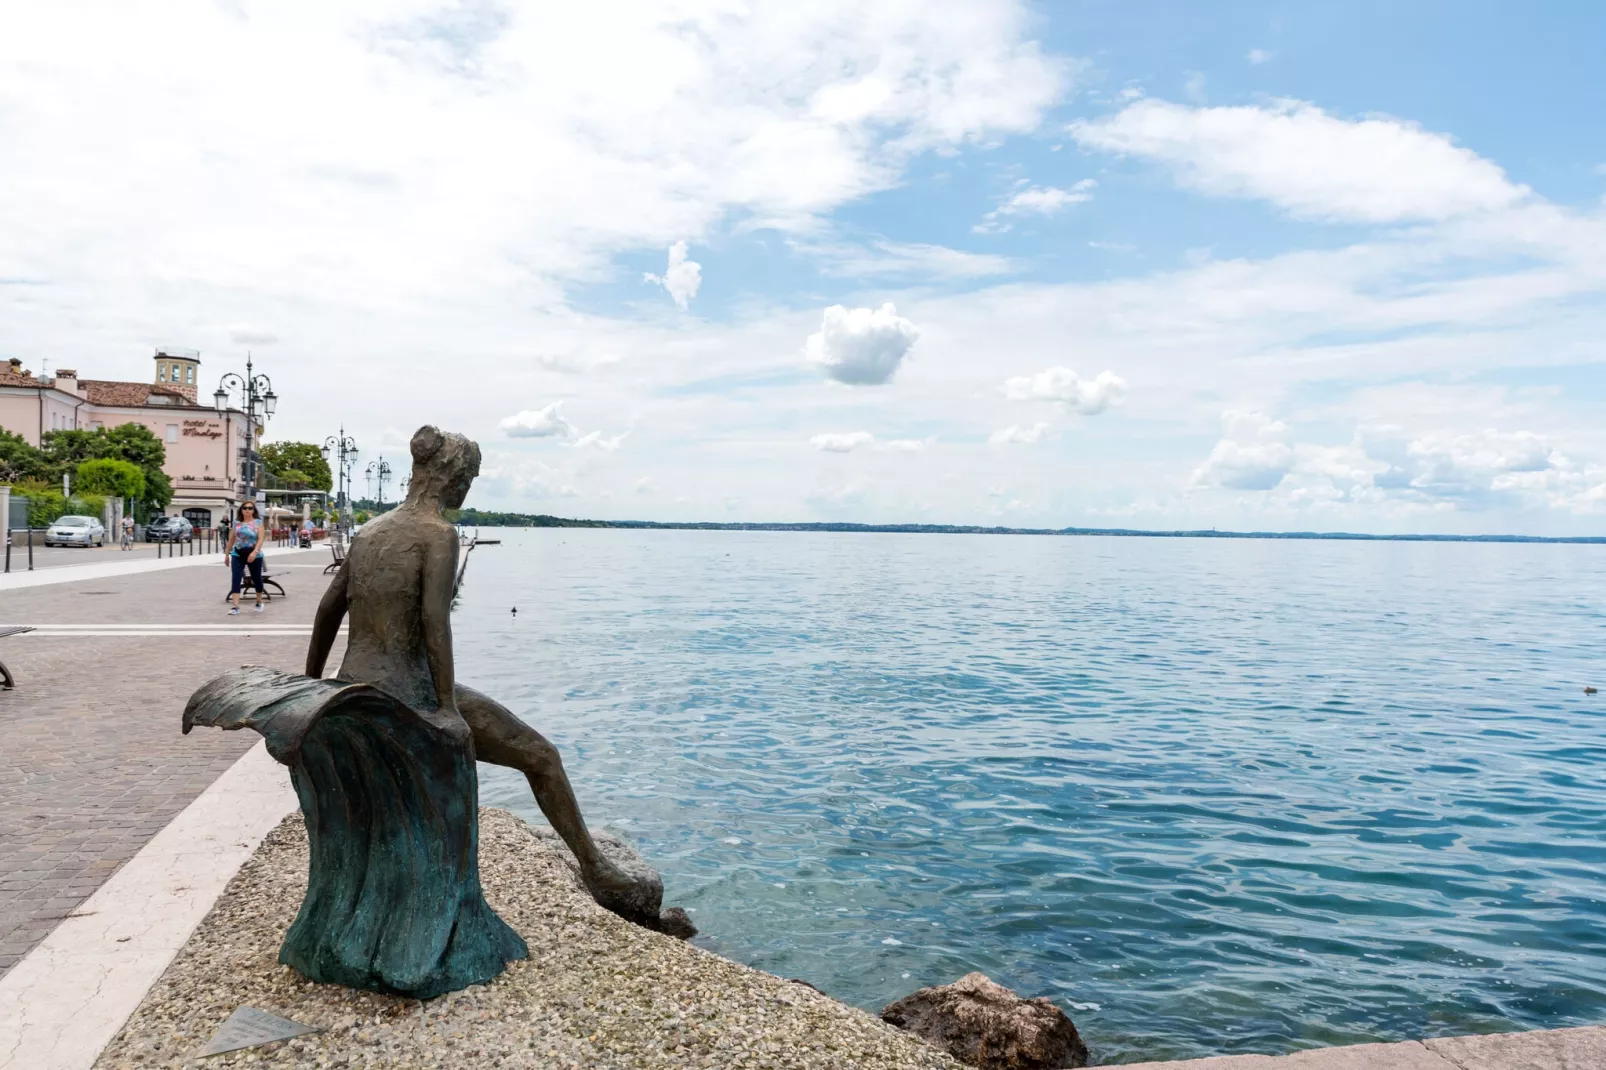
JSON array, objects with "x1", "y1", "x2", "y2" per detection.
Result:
[
  {"x1": 253, "y1": 603, "x2": 264, "y2": 613},
  {"x1": 228, "y1": 606, "x2": 239, "y2": 615}
]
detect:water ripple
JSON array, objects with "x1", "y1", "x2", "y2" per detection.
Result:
[{"x1": 458, "y1": 531, "x2": 1606, "y2": 1064}]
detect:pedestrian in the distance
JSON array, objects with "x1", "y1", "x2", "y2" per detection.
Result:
[{"x1": 226, "y1": 501, "x2": 266, "y2": 615}]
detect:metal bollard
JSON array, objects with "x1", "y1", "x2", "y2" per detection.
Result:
[{"x1": 27, "y1": 526, "x2": 34, "y2": 570}]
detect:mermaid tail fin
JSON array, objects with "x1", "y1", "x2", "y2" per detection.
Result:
[{"x1": 185, "y1": 666, "x2": 526, "y2": 998}]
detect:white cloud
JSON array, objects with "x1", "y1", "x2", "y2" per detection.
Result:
[
  {"x1": 479, "y1": 453, "x2": 579, "y2": 499},
  {"x1": 1247, "y1": 49, "x2": 1272, "y2": 65},
  {"x1": 228, "y1": 325, "x2": 277, "y2": 345},
  {"x1": 1192, "y1": 414, "x2": 1606, "y2": 516},
  {"x1": 1069, "y1": 99, "x2": 1529, "y2": 222},
  {"x1": 974, "y1": 180, "x2": 1095, "y2": 232},
  {"x1": 804, "y1": 239, "x2": 1015, "y2": 280},
  {"x1": 1001, "y1": 366, "x2": 1126, "y2": 414},
  {"x1": 810, "y1": 431, "x2": 875, "y2": 452},
  {"x1": 989, "y1": 422, "x2": 1050, "y2": 445},
  {"x1": 572, "y1": 429, "x2": 627, "y2": 451},
  {"x1": 498, "y1": 402, "x2": 576, "y2": 439},
  {"x1": 806, "y1": 303, "x2": 920, "y2": 385},
  {"x1": 882, "y1": 438, "x2": 931, "y2": 451},
  {"x1": 643, "y1": 241, "x2": 702, "y2": 310},
  {"x1": 1193, "y1": 411, "x2": 1295, "y2": 490},
  {"x1": 0, "y1": 2, "x2": 1064, "y2": 332}
]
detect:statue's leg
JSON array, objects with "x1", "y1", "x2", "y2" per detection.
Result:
[{"x1": 455, "y1": 684, "x2": 663, "y2": 926}]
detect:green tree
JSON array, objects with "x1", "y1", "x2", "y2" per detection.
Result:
[
  {"x1": 75, "y1": 457, "x2": 146, "y2": 500},
  {"x1": 0, "y1": 428, "x2": 45, "y2": 483},
  {"x1": 261, "y1": 442, "x2": 333, "y2": 491},
  {"x1": 40, "y1": 424, "x2": 172, "y2": 512}
]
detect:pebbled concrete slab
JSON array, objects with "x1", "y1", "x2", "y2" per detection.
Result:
[{"x1": 1426, "y1": 1024, "x2": 1606, "y2": 1070}]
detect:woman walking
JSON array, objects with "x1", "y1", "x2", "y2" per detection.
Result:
[{"x1": 226, "y1": 501, "x2": 266, "y2": 615}]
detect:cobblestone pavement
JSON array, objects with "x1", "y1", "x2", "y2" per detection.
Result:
[{"x1": 0, "y1": 556, "x2": 344, "y2": 976}]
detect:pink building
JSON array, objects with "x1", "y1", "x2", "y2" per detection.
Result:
[{"x1": 0, "y1": 348, "x2": 260, "y2": 529}]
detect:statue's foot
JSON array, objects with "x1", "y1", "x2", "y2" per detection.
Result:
[{"x1": 582, "y1": 858, "x2": 664, "y2": 929}]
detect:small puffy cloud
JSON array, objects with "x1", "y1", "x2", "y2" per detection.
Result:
[
  {"x1": 806, "y1": 303, "x2": 919, "y2": 386},
  {"x1": 643, "y1": 240, "x2": 702, "y2": 310},
  {"x1": 1002, "y1": 367, "x2": 1127, "y2": 414},
  {"x1": 1247, "y1": 49, "x2": 1272, "y2": 65},
  {"x1": 498, "y1": 402, "x2": 576, "y2": 439},
  {"x1": 989, "y1": 422, "x2": 1051, "y2": 445},
  {"x1": 1193, "y1": 411, "x2": 1294, "y2": 490},
  {"x1": 810, "y1": 431, "x2": 876, "y2": 453},
  {"x1": 1069, "y1": 99, "x2": 1528, "y2": 223},
  {"x1": 975, "y1": 180, "x2": 1095, "y2": 233}
]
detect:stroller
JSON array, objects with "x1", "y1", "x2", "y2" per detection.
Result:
[{"x1": 298, "y1": 527, "x2": 313, "y2": 549}]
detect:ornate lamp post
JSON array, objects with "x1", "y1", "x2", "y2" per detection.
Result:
[
  {"x1": 321, "y1": 426, "x2": 359, "y2": 532},
  {"x1": 212, "y1": 354, "x2": 277, "y2": 505},
  {"x1": 365, "y1": 457, "x2": 392, "y2": 508}
]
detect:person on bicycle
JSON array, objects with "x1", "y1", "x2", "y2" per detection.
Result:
[
  {"x1": 225, "y1": 501, "x2": 266, "y2": 615},
  {"x1": 120, "y1": 513, "x2": 135, "y2": 550}
]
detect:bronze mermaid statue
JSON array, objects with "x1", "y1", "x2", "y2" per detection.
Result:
[{"x1": 184, "y1": 426, "x2": 663, "y2": 998}]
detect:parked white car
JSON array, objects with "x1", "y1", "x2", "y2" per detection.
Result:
[{"x1": 45, "y1": 515, "x2": 106, "y2": 547}]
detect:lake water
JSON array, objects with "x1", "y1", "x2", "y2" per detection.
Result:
[{"x1": 455, "y1": 529, "x2": 1606, "y2": 1064}]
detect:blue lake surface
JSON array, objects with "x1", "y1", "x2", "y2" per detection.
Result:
[{"x1": 455, "y1": 529, "x2": 1606, "y2": 1064}]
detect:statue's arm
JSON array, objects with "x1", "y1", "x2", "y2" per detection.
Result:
[
  {"x1": 422, "y1": 526, "x2": 458, "y2": 714},
  {"x1": 305, "y1": 563, "x2": 349, "y2": 678}
]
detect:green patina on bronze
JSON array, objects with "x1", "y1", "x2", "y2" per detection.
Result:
[{"x1": 185, "y1": 668, "x2": 525, "y2": 997}]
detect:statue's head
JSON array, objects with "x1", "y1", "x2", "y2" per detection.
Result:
[{"x1": 408, "y1": 425, "x2": 481, "y2": 510}]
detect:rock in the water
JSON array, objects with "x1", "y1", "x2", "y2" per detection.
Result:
[
  {"x1": 526, "y1": 825, "x2": 690, "y2": 935},
  {"x1": 881, "y1": 972, "x2": 1089, "y2": 1069},
  {"x1": 658, "y1": 906, "x2": 698, "y2": 939}
]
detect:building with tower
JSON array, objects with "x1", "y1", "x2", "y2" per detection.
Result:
[{"x1": 0, "y1": 347, "x2": 264, "y2": 529}]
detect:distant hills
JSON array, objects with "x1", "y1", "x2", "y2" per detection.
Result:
[{"x1": 450, "y1": 508, "x2": 1605, "y2": 544}]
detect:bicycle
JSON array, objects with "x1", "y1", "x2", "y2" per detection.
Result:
[{"x1": 120, "y1": 528, "x2": 135, "y2": 551}]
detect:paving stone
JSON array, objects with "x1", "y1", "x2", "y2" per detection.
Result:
[{"x1": 0, "y1": 560, "x2": 343, "y2": 978}]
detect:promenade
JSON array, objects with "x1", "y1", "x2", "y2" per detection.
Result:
[{"x1": 0, "y1": 546, "x2": 340, "y2": 975}]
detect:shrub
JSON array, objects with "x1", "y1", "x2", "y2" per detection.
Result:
[{"x1": 25, "y1": 491, "x2": 107, "y2": 528}]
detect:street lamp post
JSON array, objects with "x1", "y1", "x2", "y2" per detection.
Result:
[
  {"x1": 365, "y1": 457, "x2": 392, "y2": 508},
  {"x1": 212, "y1": 354, "x2": 277, "y2": 507},
  {"x1": 320, "y1": 426, "x2": 359, "y2": 533}
]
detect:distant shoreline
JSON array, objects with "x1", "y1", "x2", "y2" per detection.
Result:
[{"x1": 447, "y1": 509, "x2": 1606, "y2": 545}]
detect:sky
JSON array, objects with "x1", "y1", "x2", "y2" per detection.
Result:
[{"x1": 2, "y1": 1, "x2": 1604, "y2": 534}]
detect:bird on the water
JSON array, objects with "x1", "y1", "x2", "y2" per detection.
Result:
[{"x1": 1587, "y1": 686, "x2": 1598, "y2": 695}]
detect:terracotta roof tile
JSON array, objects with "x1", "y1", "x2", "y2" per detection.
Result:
[
  {"x1": 78, "y1": 379, "x2": 198, "y2": 407},
  {"x1": 0, "y1": 370, "x2": 46, "y2": 388}
]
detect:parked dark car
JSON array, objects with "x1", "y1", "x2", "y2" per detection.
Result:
[{"x1": 145, "y1": 516, "x2": 194, "y2": 543}]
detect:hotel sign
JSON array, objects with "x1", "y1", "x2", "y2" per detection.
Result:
[{"x1": 182, "y1": 419, "x2": 224, "y2": 439}]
